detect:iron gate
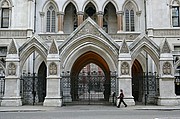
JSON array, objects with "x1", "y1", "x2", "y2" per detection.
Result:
[
  {"x1": 20, "y1": 73, "x2": 46, "y2": 105},
  {"x1": 143, "y1": 72, "x2": 159, "y2": 105},
  {"x1": 0, "y1": 76, "x2": 5, "y2": 99},
  {"x1": 61, "y1": 71, "x2": 117, "y2": 105}
]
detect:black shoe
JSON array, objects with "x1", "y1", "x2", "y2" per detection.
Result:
[
  {"x1": 125, "y1": 105, "x2": 127, "y2": 107},
  {"x1": 117, "y1": 106, "x2": 120, "y2": 108}
]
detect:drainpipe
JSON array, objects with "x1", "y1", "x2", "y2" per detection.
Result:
[
  {"x1": 34, "y1": 0, "x2": 37, "y2": 33},
  {"x1": 144, "y1": 0, "x2": 147, "y2": 35},
  {"x1": 33, "y1": 0, "x2": 37, "y2": 105},
  {"x1": 144, "y1": 0, "x2": 148, "y2": 105}
]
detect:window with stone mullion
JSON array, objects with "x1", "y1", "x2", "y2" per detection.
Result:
[
  {"x1": 1, "y1": 8, "x2": 9, "y2": 28},
  {"x1": 125, "y1": 10, "x2": 130, "y2": 31},
  {"x1": 172, "y1": 6, "x2": 179, "y2": 27},
  {"x1": 46, "y1": 5, "x2": 56, "y2": 32},
  {"x1": 130, "y1": 10, "x2": 135, "y2": 31},
  {"x1": 46, "y1": 10, "x2": 51, "y2": 32},
  {"x1": 51, "y1": 10, "x2": 56, "y2": 32}
]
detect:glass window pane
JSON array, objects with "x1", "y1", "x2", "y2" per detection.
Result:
[
  {"x1": 46, "y1": 11, "x2": 50, "y2": 32},
  {"x1": 172, "y1": 7, "x2": 179, "y2": 27},
  {"x1": 125, "y1": 10, "x2": 129, "y2": 31},
  {"x1": 1, "y1": 8, "x2": 9, "y2": 28},
  {"x1": 51, "y1": 10, "x2": 56, "y2": 32},
  {"x1": 130, "y1": 10, "x2": 135, "y2": 31}
]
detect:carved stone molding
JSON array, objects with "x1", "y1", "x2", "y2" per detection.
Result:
[
  {"x1": 8, "y1": 39, "x2": 17, "y2": 54},
  {"x1": 120, "y1": 40, "x2": 129, "y2": 53},
  {"x1": 163, "y1": 62, "x2": 171, "y2": 75},
  {"x1": 49, "y1": 40, "x2": 58, "y2": 54},
  {"x1": 161, "y1": 39, "x2": 171, "y2": 53},
  {"x1": 8, "y1": 63, "x2": 16, "y2": 75},
  {"x1": 49, "y1": 62, "x2": 57, "y2": 75},
  {"x1": 121, "y1": 62, "x2": 129, "y2": 75}
]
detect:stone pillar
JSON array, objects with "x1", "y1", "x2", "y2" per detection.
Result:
[
  {"x1": 157, "y1": 39, "x2": 178, "y2": 105},
  {"x1": 136, "y1": 11, "x2": 141, "y2": 32},
  {"x1": 117, "y1": 40, "x2": 135, "y2": 105},
  {"x1": 77, "y1": 11, "x2": 84, "y2": 26},
  {"x1": 27, "y1": 0, "x2": 34, "y2": 38},
  {"x1": 39, "y1": 12, "x2": 45, "y2": 33},
  {"x1": 1, "y1": 39, "x2": 22, "y2": 106},
  {"x1": 97, "y1": 12, "x2": 103, "y2": 28},
  {"x1": 43, "y1": 40, "x2": 62, "y2": 106},
  {"x1": 157, "y1": 54, "x2": 178, "y2": 105},
  {"x1": 117, "y1": 11, "x2": 123, "y2": 33},
  {"x1": 57, "y1": 12, "x2": 64, "y2": 33},
  {"x1": 28, "y1": 0, "x2": 33, "y2": 29}
]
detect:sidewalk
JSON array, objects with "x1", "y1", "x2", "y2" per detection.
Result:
[{"x1": 0, "y1": 105, "x2": 180, "y2": 112}]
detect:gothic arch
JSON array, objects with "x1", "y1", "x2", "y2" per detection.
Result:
[
  {"x1": 42, "y1": 0, "x2": 59, "y2": 12},
  {"x1": 170, "y1": 0, "x2": 180, "y2": 6},
  {"x1": 122, "y1": 0, "x2": 140, "y2": 12},
  {"x1": 102, "y1": 0, "x2": 119, "y2": 12},
  {"x1": 82, "y1": 0, "x2": 99, "y2": 12},
  {"x1": 130, "y1": 35, "x2": 160, "y2": 73},
  {"x1": 0, "y1": 0, "x2": 13, "y2": 7},
  {"x1": 19, "y1": 36, "x2": 48, "y2": 73},
  {"x1": 60, "y1": 36, "x2": 118, "y2": 72},
  {"x1": 62, "y1": 0, "x2": 79, "y2": 12}
]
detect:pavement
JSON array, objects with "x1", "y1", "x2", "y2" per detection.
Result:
[{"x1": 0, "y1": 105, "x2": 180, "y2": 112}]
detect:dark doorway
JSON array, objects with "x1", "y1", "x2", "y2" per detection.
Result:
[
  {"x1": 37, "y1": 62, "x2": 47, "y2": 104},
  {"x1": 132, "y1": 59, "x2": 143, "y2": 103}
]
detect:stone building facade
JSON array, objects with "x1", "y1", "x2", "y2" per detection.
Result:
[{"x1": 0, "y1": 0, "x2": 180, "y2": 106}]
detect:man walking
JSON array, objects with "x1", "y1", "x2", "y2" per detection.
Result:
[{"x1": 117, "y1": 89, "x2": 127, "y2": 108}]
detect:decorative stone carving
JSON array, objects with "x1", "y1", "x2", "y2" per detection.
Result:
[
  {"x1": 49, "y1": 40, "x2": 58, "y2": 54},
  {"x1": 163, "y1": 62, "x2": 171, "y2": 75},
  {"x1": 72, "y1": 20, "x2": 105, "y2": 41},
  {"x1": 120, "y1": 39, "x2": 129, "y2": 53},
  {"x1": 49, "y1": 62, "x2": 57, "y2": 75},
  {"x1": 2, "y1": 0, "x2": 9, "y2": 7},
  {"x1": 161, "y1": 39, "x2": 171, "y2": 53},
  {"x1": 8, "y1": 63, "x2": 16, "y2": 75},
  {"x1": 121, "y1": 62, "x2": 129, "y2": 75},
  {"x1": 8, "y1": 39, "x2": 17, "y2": 54}
]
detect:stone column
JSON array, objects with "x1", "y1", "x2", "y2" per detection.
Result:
[
  {"x1": 43, "y1": 40, "x2": 62, "y2": 106},
  {"x1": 117, "y1": 40, "x2": 135, "y2": 106},
  {"x1": 136, "y1": 11, "x2": 141, "y2": 32},
  {"x1": 97, "y1": 11, "x2": 103, "y2": 28},
  {"x1": 39, "y1": 12, "x2": 45, "y2": 33},
  {"x1": 157, "y1": 39, "x2": 178, "y2": 105},
  {"x1": 117, "y1": 11, "x2": 123, "y2": 33},
  {"x1": 27, "y1": 0, "x2": 34, "y2": 38},
  {"x1": 157, "y1": 54, "x2": 178, "y2": 105},
  {"x1": 28, "y1": 0, "x2": 33, "y2": 29},
  {"x1": 77, "y1": 11, "x2": 84, "y2": 26},
  {"x1": 1, "y1": 39, "x2": 22, "y2": 106},
  {"x1": 57, "y1": 12, "x2": 64, "y2": 33}
]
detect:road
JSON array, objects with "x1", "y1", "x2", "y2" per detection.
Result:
[{"x1": 0, "y1": 105, "x2": 180, "y2": 119}]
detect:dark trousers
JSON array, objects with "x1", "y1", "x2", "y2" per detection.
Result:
[{"x1": 117, "y1": 98, "x2": 127, "y2": 108}]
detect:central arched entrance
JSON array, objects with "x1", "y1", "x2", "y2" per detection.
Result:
[{"x1": 69, "y1": 51, "x2": 113, "y2": 105}]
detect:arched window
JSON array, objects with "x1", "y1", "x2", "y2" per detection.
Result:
[
  {"x1": 171, "y1": 0, "x2": 180, "y2": 27},
  {"x1": 84, "y1": 3, "x2": 97, "y2": 22},
  {"x1": 124, "y1": 2, "x2": 135, "y2": 31},
  {"x1": 46, "y1": 4, "x2": 56, "y2": 32},
  {"x1": 64, "y1": 3, "x2": 77, "y2": 33},
  {"x1": 0, "y1": 0, "x2": 11, "y2": 28}
]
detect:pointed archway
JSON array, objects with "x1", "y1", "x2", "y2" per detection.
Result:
[
  {"x1": 132, "y1": 59, "x2": 143, "y2": 103},
  {"x1": 37, "y1": 61, "x2": 47, "y2": 104},
  {"x1": 70, "y1": 51, "x2": 111, "y2": 103}
]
